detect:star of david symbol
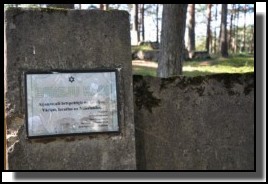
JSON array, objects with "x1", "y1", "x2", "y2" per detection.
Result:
[{"x1": 69, "y1": 76, "x2": 75, "y2": 83}]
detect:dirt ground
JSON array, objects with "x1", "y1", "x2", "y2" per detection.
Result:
[{"x1": 132, "y1": 60, "x2": 158, "y2": 68}]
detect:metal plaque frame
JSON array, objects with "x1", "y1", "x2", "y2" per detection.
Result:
[{"x1": 24, "y1": 69, "x2": 121, "y2": 138}]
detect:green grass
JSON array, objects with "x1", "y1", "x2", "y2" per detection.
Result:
[
  {"x1": 133, "y1": 65, "x2": 157, "y2": 76},
  {"x1": 132, "y1": 45, "x2": 154, "y2": 53},
  {"x1": 132, "y1": 55, "x2": 254, "y2": 77}
]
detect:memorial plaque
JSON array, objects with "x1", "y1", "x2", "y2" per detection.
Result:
[{"x1": 25, "y1": 70, "x2": 120, "y2": 138}]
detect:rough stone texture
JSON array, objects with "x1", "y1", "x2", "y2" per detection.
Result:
[
  {"x1": 134, "y1": 73, "x2": 254, "y2": 170},
  {"x1": 5, "y1": 8, "x2": 135, "y2": 170}
]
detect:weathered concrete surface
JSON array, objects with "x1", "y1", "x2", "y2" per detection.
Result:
[
  {"x1": 134, "y1": 73, "x2": 254, "y2": 170},
  {"x1": 5, "y1": 8, "x2": 135, "y2": 170}
]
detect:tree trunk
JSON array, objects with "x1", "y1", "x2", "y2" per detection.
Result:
[
  {"x1": 105, "y1": 4, "x2": 109, "y2": 10},
  {"x1": 131, "y1": 4, "x2": 139, "y2": 45},
  {"x1": 243, "y1": 4, "x2": 247, "y2": 52},
  {"x1": 213, "y1": 4, "x2": 218, "y2": 54},
  {"x1": 229, "y1": 4, "x2": 235, "y2": 53},
  {"x1": 250, "y1": 26, "x2": 254, "y2": 53},
  {"x1": 156, "y1": 4, "x2": 159, "y2": 43},
  {"x1": 157, "y1": 4, "x2": 188, "y2": 78},
  {"x1": 219, "y1": 4, "x2": 228, "y2": 57},
  {"x1": 206, "y1": 4, "x2": 212, "y2": 53},
  {"x1": 47, "y1": 4, "x2": 74, "y2": 9},
  {"x1": 135, "y1": 4, "x2": 140, "y2": 42},
  {"x1": 100, "y1": 4, "x2": 108, "y2": 10},
  {"x1": 186, "y1": 4, "x2": 195, "y2": 58},
  {"x1": 141, "y1": 4, "x2": 145, "y2": 41},
  {"x1": 235, "y1": 4, "x2": 240, "y2": 53}
]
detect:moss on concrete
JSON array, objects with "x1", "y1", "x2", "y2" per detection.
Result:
[
  {"x1": 133, "y1": 75, "x2": 161, "y2": 113},
  {"x1": 160, "y1": 76, "x2": 178, "y2": 90}
]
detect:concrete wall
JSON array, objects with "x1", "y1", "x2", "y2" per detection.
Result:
[
  {"x1": 134, "y1": 73, "x2": 254, "y2": 170},
  {"x1": 5, "y1": 8, "x2": 136, "y2": 170}
]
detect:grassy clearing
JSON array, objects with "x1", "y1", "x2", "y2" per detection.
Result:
[
  {"x1": 132, "y1": 55, "x2": 254, "y2": 77},
  {"x1": 133, "y1": 65, "x2": 157, "y2": 76},
  {"x1": 131, "y1": 45, "x2": 154, "y2": 53}
]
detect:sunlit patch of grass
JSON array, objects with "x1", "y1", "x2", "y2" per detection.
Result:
[
  {"x1": 131, "y1": 45, "x2": 154, "y2": 53},
  {"x1": 183, "y1": 65, "x2": 254, "y2": 77},
  {"x1": 183, "y1": 55, "x2": 254, "y2": 76},
  {"x1": 133, "y1": 55, "x2": 254, "y2": 77}
]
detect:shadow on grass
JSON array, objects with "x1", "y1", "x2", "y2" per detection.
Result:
[
  {"x1": 185, "y1": 54, "x2": 254, "y2": 68},
  {"x1": 182, "y1": 70, "x2": 216, "y2": 77},
  {"x1": 210, "y1": 57, "x2": 254, "y2": 68},
  {"x1": 133, "y1": 65, "x2": 157, "y2": 77}
]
